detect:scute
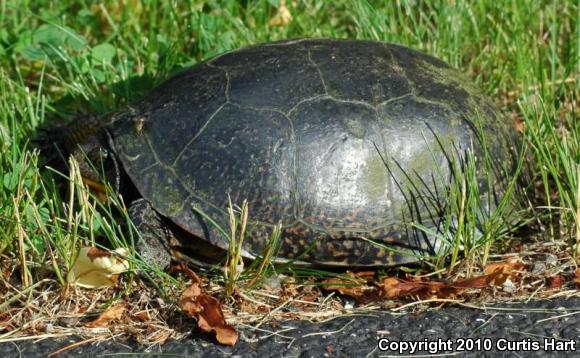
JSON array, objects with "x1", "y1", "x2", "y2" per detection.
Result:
[
  {"x1": 172, "y1": 103, "x2": 296, "y2": 224},
  {"x1": 109, "y1": 39, "x2": 514, "y2": 267},
  {"x1": 209, "y1": 44, "x2": 326, "y2": 112},
  {"x1": 292, "y1": 97, "x2": 388, "y2": 227},
  {"x1": 307, "y1": 39, "x2": 413, "y2": 105}
]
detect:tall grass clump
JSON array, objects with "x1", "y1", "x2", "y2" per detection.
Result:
[
  {"x1": 193, "y1": 199, "x2": 284, "y2": 297},
  {"x1": 377, "y1": 120, "x2": 525, "y2": 273},
  {"x1": 522, "y1": 94, "x2": 579, "y2": 259}
]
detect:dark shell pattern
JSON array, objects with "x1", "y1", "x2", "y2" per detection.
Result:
[{"x1": 109, "y1": 39, "x2": 513, "y2": 266}]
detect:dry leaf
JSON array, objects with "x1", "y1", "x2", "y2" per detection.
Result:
[
  {"x1": 180, "y1": 282, "x2": 203, "y2": 313},
  {"x1": 350, "y1": 271, "x2": 376, "y2": 279},
  {"x1": 179, "y1": 276, "x2": 239, "y2": 346},
  {"x1": 70, "y1": 247, "x2": 129, "y2": 288},
  {"x1": 380, "y1": 273, "x2": 493, "y2": 299},
  {"x1": 449, "y1": 274, "x2": 490, "y2": 289},
  {"x1": 133, "y1": 310, "x2": 151, "y2": 321},
  {"x1": 0, "y1": 314, "x2": 14, "y2": 332},
  {"x1": 379, "y1": 277, "x2": 441, "y2": 298},
  {"x1": 438, "y1": 275, "x2": 491, "y2": 297},
  {"x1": 322, "y1": 272, "x2": 374, "y2": 300},
  {"x1": 547, "y1": 275, "x2": 564, "y2": 289},
  {"x1": 484, "y1": 258, "x2": 525, "y2": 286},
  {"x1": 196, "y1": 294, "x2": 239, "y2": 345},
  {"x1": 391, "y1": 279, "x2": 430, "y2": 297},
  {"x1": 574, "y1": 269, "x2": 580, "y2": 288},
  {"x1": 85, "y1": 302, "x2": 126, "y2": 328},
  {"x1": 378, "y1": 277, "x2": 402, "y2": 298},
  {"x1": 269, "y1": 0, "x2": 292, "y2": 26},
  {"x1": 512, "y1": 116, "x2": 525, "y2": 133}
]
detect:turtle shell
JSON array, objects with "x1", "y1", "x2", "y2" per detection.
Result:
[{"x1": 108, "y1": 39, "x2": 514, "y2": 266}]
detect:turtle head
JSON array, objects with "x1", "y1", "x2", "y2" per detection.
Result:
[{"x1": 36, "y1": 113, "x2": 121, "y2": 195}]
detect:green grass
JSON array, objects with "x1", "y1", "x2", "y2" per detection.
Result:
[
  {"x1": 378, "y1": 117, "x2": 528, "y2": 273},
  {"x1": 0, "y1": 0, "x2": 578, "y2": 306}
]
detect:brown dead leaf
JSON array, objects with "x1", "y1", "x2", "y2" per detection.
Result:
[
  {"x1": 574, "y1": 269, "x2": 580, "y2": 288},
  {"x1": 322, "y1": 272, "x2": 374, "y2": 300},
  {"x1": 484, "y1": 258, "x2": 525, "y2": 286},
  {"x1": 380, "y1": 273, "x2": 494, "y2": 299},
  {"x1": 381, "y1": 277, "x2": 454, "y2": 298},
  {"x1": 547, "y1": 275, "x2": 564, "y2": 289},
  {"x1": 351, "y1": 271, "x2": 377, "y2": 279},
  {"x1": 378, "y1": 277, "x2": 403, "y2": 298},
  {"x1": 323, "y1": 282, "x2": 366, "y2": 299},
  {"x1": 196, "y1": 295, "x2": 239, "y2": 346},
  {"x1": 437, "y1": 274, "x2": 492, "y2": 297},
  {"x1": 379, "y1": 277, "x2": 437, "y2": 298},
  {"x1": 85, "y1": 302, "x2": 126, "y2": 328},
  {"x1": 326, "y1": 344, "x2": 334, "y2": 354},
  {"x1": 512, "y1": 116, "x2": 525, "y2": 133},
  {"x1": 179, "y1": 278, "x2": 239, "y2": 346},
  {"x1": 390, "y1": 279, "x2": 433, "y2": 297},
  {"x1": 0, "y1": 314, "x2": 14, "y2": 332},
  {"x1": 301, "y1": 292, "x2": 319, "y2": 303},
  {"x1": 180, "y1": 282, "x2": 203, "y2": 314},
  {"x1": 133, "y1": 310, "x2": 151, "y2": 321},
  {"x1": 449, "y1": 274, "x2": 491, "y2": 290},
  {"x1": 85, "y1": 247, "x2": 111, "y2": 260}
]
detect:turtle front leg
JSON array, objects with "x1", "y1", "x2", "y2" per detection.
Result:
[{"x1": 129, "y1": 198, "x2": 174, "y2": 270}]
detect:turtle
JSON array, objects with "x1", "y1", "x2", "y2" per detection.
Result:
[{"x1": 47, "y1": 39, "x2": 516, "y2": 269}]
